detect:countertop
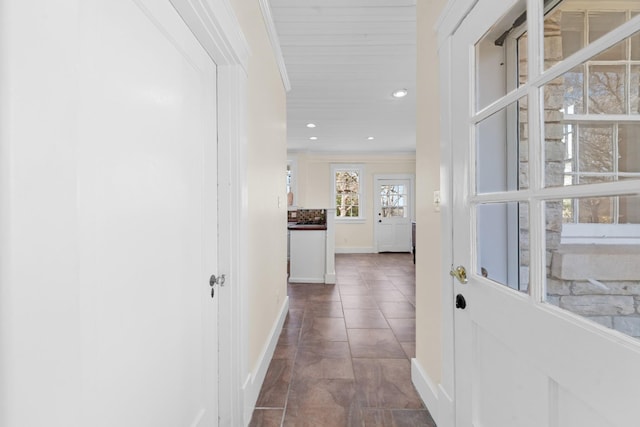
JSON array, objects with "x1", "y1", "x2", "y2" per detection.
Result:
[{"x1": 288, "y1": 223, "x2": 327, "y2": 231}]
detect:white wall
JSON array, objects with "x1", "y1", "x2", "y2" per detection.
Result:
[
  {"x1": 289, "y1": 152, "x2": 416, "y2": 252},
  {"x1": 228, "y1": 0, "x2": 289, "y2": 406},
  {"x1": 413, "y1": 0, "x2": 448, "y2": 417}
]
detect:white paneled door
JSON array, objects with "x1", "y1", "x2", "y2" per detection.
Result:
[
  {"x1": 449, "y1": 0, "x2": 640, "y2": 426},
  {"x1": 78, "y1": 1, "x2": 218, "y2": 425},
  {"x1": 374, "y1": 176, "x2": 413, "y2": 253}
]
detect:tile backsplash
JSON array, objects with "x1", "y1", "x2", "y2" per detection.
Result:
[{"x1": 288, "y1": 209, "x2": 326, "y2": 224}]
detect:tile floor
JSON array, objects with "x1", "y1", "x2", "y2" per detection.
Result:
[{"x1": 249, "y1": 253, "x2": 437, "y2": 427}]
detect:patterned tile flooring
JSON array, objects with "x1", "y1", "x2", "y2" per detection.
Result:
[{"x1": 249, "y1": 253, "x2": 437, "y2": 427}]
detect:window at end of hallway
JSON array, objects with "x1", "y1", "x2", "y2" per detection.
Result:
[{"x1": 332, "y1": 164, "x2": 364, "y2": 221}]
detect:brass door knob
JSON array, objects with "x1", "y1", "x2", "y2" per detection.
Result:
[{"x1": 449, "y1": 265, "x2": 468, "y2": 284}]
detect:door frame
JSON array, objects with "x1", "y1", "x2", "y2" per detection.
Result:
[
  {"x1": 373, "y1": 174, "x2": 415, "y2": 253},
  {"x1": 436, "y1": 1, "x2": 485, "y2": 426},
  {"x1": 170, "y1": 1, "x2": 249, "y2": 425}
]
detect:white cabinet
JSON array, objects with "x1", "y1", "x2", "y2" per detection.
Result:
[{"x1": 289, "y1": 229, "x2": 326, "y2": 283}]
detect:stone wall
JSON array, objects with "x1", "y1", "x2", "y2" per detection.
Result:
[
  {"x1": 521, "y1": 8, "x2": 640, "y2": 339},
  {"x1": 548, "y1": 279, "x2": 640, "y2": 337}
]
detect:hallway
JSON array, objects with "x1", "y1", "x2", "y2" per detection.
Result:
[{"x1": 250, "y1": 253, "x2": 436, "y2": 426}]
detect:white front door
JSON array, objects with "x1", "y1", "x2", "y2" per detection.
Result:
[
  {"x1": 78, "y1": 1, "x2": 218, "y2": 425},
  {"x1": 450, "y1": 0, "x2": 640, "y2": 426},
  {"x1": 375, "y1": 175, "x2": 413, "y2": 252}
]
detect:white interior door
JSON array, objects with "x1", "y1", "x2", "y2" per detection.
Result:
[
  {"x1": 450, "y1": 0, "x2": 640, "y2": 426},
  {"x1": 77, "y1": 1, "x2": 218, "y2": 425},
  {"x1": 375, "y1": 175, "x2": 413, "y2": 252}
]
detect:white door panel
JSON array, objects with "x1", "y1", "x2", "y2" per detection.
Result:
[
  {"x1": 450, "y1": 0, "x2": 640, "y2": 425},
  {"x1": 77, "y1": 1, "x2": 218, "y2": 425},
  {"x1": 374, "y1": 176, "x2": 413, "y2": 253}
]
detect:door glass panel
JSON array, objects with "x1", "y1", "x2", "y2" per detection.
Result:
[
  {"x1": 380, "y1": 184, "x2": 407, "y2": 218},
  {"x1": 476, "y1": 96, "x2": 529, "y2": 193},
  {"x1": 545, "y1": 196, "x2": 640, "y2": 340},
  {"x1": 542, "y1": 35, "x2": 640, "y2": 188},
  {"x1": 632, "y1": 12, "x2": 640, "y2": 60},
  {"x1": 544, "y1": 2, "x2": 637, "y2": 69},
  {"x1": 544, "y1": 9, "x2": 584, "y2": 70},
  {"x1": 589, "y1": 12, "x2": 627, "y2": 61},
  {"x1": 477, "y1": 202, "x2": 529, "y2": 293},
  {"x1": 632, "y1": 65, "x2": 640, "y2": 114},
  {"x1": 589, "y1": 63, "x2": 626, "y2": 114},
  {"x1": 475, "y1": 0, "x2": 527, "y2": 111}
]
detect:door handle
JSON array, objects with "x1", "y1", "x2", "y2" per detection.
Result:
[
  {"x1": 449, "y1": 265, "x2": 468, "y2": 284},
  {"x1": 455, "y1": 294, "x2": 467, "y2": 309},
  {"x1": 209, "y1": 274, "x2": 226, "y2": 298},
  {"x1": 210, "y1": 274, "x2": 226, "y2": 286}
]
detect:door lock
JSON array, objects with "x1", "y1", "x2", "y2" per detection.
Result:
[
  {"x1": 209, "y1": 274, "x2": 226, "y2": 298},
  {"x1": 210, "y1": 274, "x2": 226, "y2": 286},
  {"x1": 449, "y1": 265, "x2": 468, "y2": 284},
  {"x1": 455, "y1": 294, "x2": 467, "y2": 309}
]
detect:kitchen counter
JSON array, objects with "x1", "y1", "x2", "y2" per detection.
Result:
[
  {"x1": 287, "y1": 208, "x2": 336, "y2": 284},
  {"x1": 288, "y1": 223, "x2": 327, "y2": 231}
]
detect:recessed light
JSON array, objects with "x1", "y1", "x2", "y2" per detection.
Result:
[
  {"x1": 367, "y1": 136, "x2": 375, "y2": 140},
  {"x1": 309, "y1": 136, "x2": 318, "y2": 140},
  {"x1": 392, "y1": 89, "x2": 408, "y2": 98},
  {"x1": 306, "y1": 123, "x2": 316, "y2": 128}
]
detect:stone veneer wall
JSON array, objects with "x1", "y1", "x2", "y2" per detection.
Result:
[
  {"x1": 548, "y1": 278, "x2": 640, "y2": 338},
  {"x1": 534, "y1": 8, "x2": 640, "y2": 339}
]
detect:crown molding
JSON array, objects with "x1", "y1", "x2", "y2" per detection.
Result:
[{"x1": 258, "y1": 0, "x2": 291, "y2": 92}]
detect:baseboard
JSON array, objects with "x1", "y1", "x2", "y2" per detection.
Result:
[
  {"x1": 324, "y1": 273, "x2": 336, "y2": 284},
  {"x1": 411, "y1": 358, "x2": 440, "y2": 424},
  {"x1": 335, "y1": 247, "x2": 376, "y2": 254},
  {"x1": 243, "y1": 296, "x2": 289, "y2": 426},
  {"x1": 287, "y1": 276, "x2": 324, "y2": 283}
]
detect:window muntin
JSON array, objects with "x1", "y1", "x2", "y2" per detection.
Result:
[
  {"x1": 544, "y1": 8, "x2": 640, "y2": 69},
  {"x1": 380, "y1": 184, "x2": 407, "y2": 218},
  {"x1": 471, "y1": 0, "x2": 640, "y2": 339},
  {"x1": 332, "y1": 164, "x2": 364, "y2": 220}
]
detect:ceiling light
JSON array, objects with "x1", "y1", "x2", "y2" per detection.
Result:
[
  {"x1": 392, "y1": 89, "x2": 408, "y2": 98},
  {"x1": 367, "y1": 136, "x2": 375, "y2": 140},
  {"x1": 309, "y1": 136, "x2": 318, "y2": 140},
  {"x1": 306, "y1": 123, "x2": 316, "y2": 128}
]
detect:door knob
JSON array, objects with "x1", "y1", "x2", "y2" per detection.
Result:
[
  {"x1": 455, "y1": 294, "x2": 467, "y2": 309},
  {"x1": 210, "y1": 274, "x2": 226, "y2": 286},
  {"x1": 209, "y1": 274, "x2": 226, "y2": 299},
  {"x1": 449, "y1": 265, "x2": 468, "y2": 284}
]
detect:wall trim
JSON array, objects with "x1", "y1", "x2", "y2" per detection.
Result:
[
  {"x1": 436, "y1": 0, "x2": 478, "y2": 47},
  {"x1": 335, "y1": 247, "x2": 376, "y2": 254},
  {"x1": 169, "y1": 1, "x2": 249, "y2": 425},
  {"x1": 288, "y1": 276, "x2": 324, "y2": 283},
  {"x1": 242, "y1": 296, "x2": 289, "y2": 426},
  {"x1": 411, "y1": 358, "x2": 440, "y2": 424},
  {"x1": 258, "y1": 0, "x2": 291, "y2": 91},
  {"x1": 170, "y1": 0, "x2": 250, "y2": 70},
  {"x1": 437, "y1": 383, "x2": 455, "y2": 427}
]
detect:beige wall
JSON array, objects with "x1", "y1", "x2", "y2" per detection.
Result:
[
  {"x1": 415, "y1": 0, "x2": 448, "y2": 384},
  {"x1": 290, "y1": 152, "x2": 416, "y2": 251},
  {"x1": 229, "y1": 0, "x2": 289, "y2": 375}
]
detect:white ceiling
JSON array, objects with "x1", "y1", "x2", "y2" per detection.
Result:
[{"x1": 269, "y1": 0, "x2": 417, "y2": 154}]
